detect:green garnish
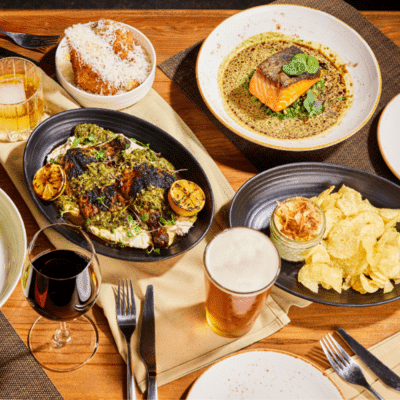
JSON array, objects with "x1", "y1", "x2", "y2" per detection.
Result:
[
  {"x1": 72, "y1": 137, "x2": 81, "y2": 147},
  {"x1": 141, "y1": 213, "x2": 149, "y2": 222},
  {"x1": 97, "y1": 196, "x2": 106, "y2": 204},
  {"x1": 282, "y1": 60, "x2": 306, "y2": 76},
  {"x1": 84, "y1": 133, "x2": 96, "y2": 144},
  {"x1": 131, "y1": 138, "x2": 150, "y2": 149},
  {"x1": 303, "y1": 91, "x2": 324, "y2": 117},
  {"x1": 85, "y1": 218, "x2": 91, "y2": 227},
  {"x1": 282, "y1": 53, "x2": 319, "y2": 76},
  {"x1": 146, "y1": 246, "x2": 161, "y2": 255},
  {"x1": 95, "y1": 150, "x2": 106, "y2": 162},
  {"x1": 160, "y1": 216, "x2": 175, "y2": 226}
]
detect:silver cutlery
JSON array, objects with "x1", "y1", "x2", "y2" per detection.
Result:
[
  {"x1": 139, "y1": 285, "x2": 157, "y2": 400},
  {"x1": 337, "y1": 327, "x2": 400, "y2": 391},
  {"x1": 320, "y1": 333, "x2": 385, "y2": 400},
  {"x1": 0, "y1": 30, "x2": 59, "y2": 49},
  {"x1": 116, "y1": 279, "x2": 137, "y2": 400}
]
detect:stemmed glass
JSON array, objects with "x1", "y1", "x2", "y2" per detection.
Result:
[{"x1": 21, "y1": 223, "x2": 101, "y2": 372}]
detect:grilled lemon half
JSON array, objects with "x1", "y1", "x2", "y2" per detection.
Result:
[
  {"x1": 168, "y1": 179, "x2": 205, "y2": 217},
  {"x1": 33, "y1": 164, "x2": 66, "y2": 201}
]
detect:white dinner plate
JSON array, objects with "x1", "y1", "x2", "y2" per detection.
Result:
[
  {"x1": 378, "y1": 93, "x2": 400, "y2": 180},
  {"x1": 196, "y1": 4, "x2": 381, "y2": 151},
  {"x1": 187, "y1": 349, "x2": 344, "y2": 400}
]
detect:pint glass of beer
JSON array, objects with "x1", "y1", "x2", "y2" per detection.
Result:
[{"x1": 203, "y1": 227, "x2": 281, "y2": 338}]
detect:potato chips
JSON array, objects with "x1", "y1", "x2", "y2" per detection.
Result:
[{"x1": 298, "y1": 185, "x2": 400, "y2": 294}]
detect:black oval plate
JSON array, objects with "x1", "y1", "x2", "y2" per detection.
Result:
[
  {"x1": 229, "y1": 162, "x2": 400, "y2": 307},
  {"x1": 23, "y1": 108, "x2": 214, "y2": 262}
]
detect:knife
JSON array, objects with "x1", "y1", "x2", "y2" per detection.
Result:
[
  {"x1": 139, "y1": 285, "x2": 157, "y2": 400},
  {"x1": 337, "y1": 327, "x2": 400, "y2": 391},
  {"x1": 0, "y1": 46, "x2": 40, "y2": 66}
]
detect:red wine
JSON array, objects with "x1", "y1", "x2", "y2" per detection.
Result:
[{"x1": 24, "y1": 249, "x2": 99, "y2": 321}]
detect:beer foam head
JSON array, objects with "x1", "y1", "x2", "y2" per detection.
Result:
[{"x1": 205, "y1": 227, "x2": 281, "y2": 293}]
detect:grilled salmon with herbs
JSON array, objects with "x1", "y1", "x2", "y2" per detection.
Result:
[{"x1": 248, "y1": 45, "x2": 322, "y2": 112}]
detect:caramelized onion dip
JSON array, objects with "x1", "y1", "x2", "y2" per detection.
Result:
[
  {"x1": 218, "y1": 32, "x2": 353, "y2": 140},
  {"x1": 270, "y1": 197, "x2": 326, "y2": 262}
]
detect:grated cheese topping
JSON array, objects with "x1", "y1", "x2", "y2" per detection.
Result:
[{"x1": 65, "y1": 20, "x2": 152, "y2": 95}]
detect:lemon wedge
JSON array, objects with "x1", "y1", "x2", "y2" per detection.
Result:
[
  {"x1": 168, "y1": 179, "x2": 205, "y2": 217},
  {"x1": 33, "y1": 164, "x2": 66, "y2": 201}
]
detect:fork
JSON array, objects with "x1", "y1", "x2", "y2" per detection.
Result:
[
  {"x1": 116, "y1": 279, "x2": 137, "y2": 400},
  {"x1": 0, "y1": 29, "x2": 59, "y2": 49},
  {"x1": 320, "y1": 333, "x2": 385, "y2": 400}
]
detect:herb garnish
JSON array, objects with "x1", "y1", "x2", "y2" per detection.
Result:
[
  {"x1": 282, "y1": 53, "x2": 319, "y2": 76},
  {"x1": 141, "y1": 213, "x2": 149, "y2": 222},
  {"x1": 95, "y1": 150, "x2": 106, "y2": 162},
  {"x1": 97, "y1": 196, "x2": 106, "y2": 205},
  {"x1": 303, "y1": 91, "x2": 324, "y2": 117}
]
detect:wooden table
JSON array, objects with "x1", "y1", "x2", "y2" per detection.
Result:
[{"x1": 1, "y1": 9, "x2": 400, "y2": 400}]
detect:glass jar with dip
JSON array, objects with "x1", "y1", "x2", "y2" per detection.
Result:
[
  {"x1": 270, "y1": 196, "x2": 326, "y2": 262},
  {"x1": 0, "y1": 57, "x2": 44, "y2": 142}
]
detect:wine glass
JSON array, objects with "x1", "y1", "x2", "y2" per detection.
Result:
[{"x1": 21, "y1": 222, "x2": 101, "y2": 372}]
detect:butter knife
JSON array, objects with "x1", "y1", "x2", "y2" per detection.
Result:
[
  {"x1": 337, "y1": 327, "x2": 400, "y2": 391},
  {"x1": 0, "y1": 46, "x2": 39, "y2": 66},
  {"x1": 139, "y1": 285, "x2": 157, "y2": 400}
]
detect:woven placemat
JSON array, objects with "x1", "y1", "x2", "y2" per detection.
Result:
[
  {"x1": 0, "y1": 310, "x2": 64, "y2": 400},
  {"x1": 159, "y1": 0, "x2": 400, "y2": 182}
]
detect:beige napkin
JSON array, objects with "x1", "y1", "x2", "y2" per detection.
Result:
[
  {"x1": 325, "y1": 332, "x2": 400, "y2": 399},
  {"x1": 0, "y1": 70, "x2": 311, "y2": 392}
]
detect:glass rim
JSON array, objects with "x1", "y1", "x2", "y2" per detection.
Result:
[
  {"x1": 0, "y1": 57, "x2": 42, "y2": 106},
  {"x1": 203, "y1": 226, "x2": 281, "y2": 297},
  {"x1": 27, "y1": 222, "x2": 96, "y2": 280}
]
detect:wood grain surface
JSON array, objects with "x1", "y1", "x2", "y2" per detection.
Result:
[{"x1": 1, "y1": 9, "x2": 400, "y2": 400}]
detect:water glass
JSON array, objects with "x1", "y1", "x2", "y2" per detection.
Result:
[{"x1": 0, "y1": 57, "x2": 44, "y2": 142}]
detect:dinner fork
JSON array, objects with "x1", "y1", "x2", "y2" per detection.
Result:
[
  {"x1": 116, "y1": 279, "x2": 137, "y2": 400},
  {"x1": 0, "y1": 29, "x2": 59, "y2": 49},
  {"x1": 320, "y1": 333, "x2": 385, "y2": 400}
]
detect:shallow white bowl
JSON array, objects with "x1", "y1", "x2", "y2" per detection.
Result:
[
  {"x1": 55, "y1": 22, "x2": 156, "y2": 110},
  {"x1": 197, "y1": 4, "x2": 381, "y2": 151},
  {"x1": 0, "y1": 189, "x2": 26, "y2": 307}
]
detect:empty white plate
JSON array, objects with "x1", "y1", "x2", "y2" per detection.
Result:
[{"x1": 187, "y1": 349, "x2": 343, "y2": 399}]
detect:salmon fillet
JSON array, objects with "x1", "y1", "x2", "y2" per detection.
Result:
[{"x1": 248, "y1": 45, "x2": 322, "y2": 112}]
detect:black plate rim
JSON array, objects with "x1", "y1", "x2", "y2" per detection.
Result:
[
  {"x1": 23, "y1": 108, "x2": 215, "y2": 262},
  {"x1": 229, "y1": 162, "x2": 400, "y2": 307}
]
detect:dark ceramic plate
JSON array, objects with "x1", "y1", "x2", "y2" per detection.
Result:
[
  {"x1": 229, "y1": 162, "x2": 400, "y2": 307},
  {"x1": 23, "y1": 108, "x2": 214, "y2": 262}
]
